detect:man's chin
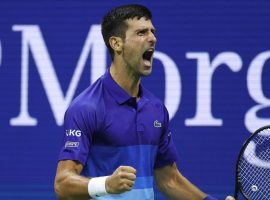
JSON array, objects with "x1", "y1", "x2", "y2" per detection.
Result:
[{"x1": 140, "y1": 68, "x2": 152, "y2": 77}]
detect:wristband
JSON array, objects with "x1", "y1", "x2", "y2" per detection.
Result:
[
  {"x1": 204, "y1": 195, "x2": 218, "y2": 200},
  {"x1": 88, "y1": 176, "x2": 109, "y2": 198}
]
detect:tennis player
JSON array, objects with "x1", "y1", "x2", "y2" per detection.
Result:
[{"x1": 54, "y1": 4, "x2": 235, "y2": 200}]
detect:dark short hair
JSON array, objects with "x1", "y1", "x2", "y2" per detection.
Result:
[{"x1": 101, "y1": 4, "x2": 152, "y2": 60}]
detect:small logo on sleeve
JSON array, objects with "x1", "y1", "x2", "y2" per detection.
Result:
[
  {"x1": 154, "y1": 120, "x2": 162, "y2": 128},
  {"x1": 65, "y1": 141, "x2": 79, "y2": 148},
  {"x1": 66, "y1": 129, "x2": 82, "y2": 137}
]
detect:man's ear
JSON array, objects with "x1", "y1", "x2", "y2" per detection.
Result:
[{"x1": 109, "y1": 36, "x2": 123, "y2": 54}]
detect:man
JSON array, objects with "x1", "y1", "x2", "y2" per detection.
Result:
[{"x1": 54, "y1": 4, "x2": 235, "y2": 200}]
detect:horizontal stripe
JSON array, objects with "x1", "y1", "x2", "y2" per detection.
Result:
[
  {"x1": 83, "y1": 145, "x2": 158, "y2": 177},
  {"x1": 134, "y1": 176, "x2": 153, "y2": 189},
  {"x1": 95, "y1": 188, "x2": 154, "y2": 200}
]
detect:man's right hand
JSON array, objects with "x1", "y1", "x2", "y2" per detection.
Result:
[{"x1": 105, "y1": 166, "x2": 137, "y2": 194}]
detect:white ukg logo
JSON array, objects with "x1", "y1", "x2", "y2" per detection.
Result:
[
  {"x1": 66, "y1": 129, "x2": 82, "y2": 137},
  {"x1": 65, "y1": 141, "x2": 79, "y2": 148}
]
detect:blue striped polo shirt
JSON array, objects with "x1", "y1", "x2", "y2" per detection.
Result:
[{"x1": 58, "y1": 69, "x2": 178, "y2": 199}]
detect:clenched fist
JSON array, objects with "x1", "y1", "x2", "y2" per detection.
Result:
[{"x1": 105, "y1": 166, "x2": 137, "y2": 194}]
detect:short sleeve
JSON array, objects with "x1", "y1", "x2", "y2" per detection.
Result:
[
  {"x1": 154, "y1": 106, "x2": 178, "y2": 168},
  {"x1": 58, "y1": 104, "x2": 96, "y2": 165}
]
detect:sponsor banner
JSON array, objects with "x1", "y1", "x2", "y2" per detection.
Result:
[{"x1": 0, "y1": 1, "x2": 269, "y2": 199}]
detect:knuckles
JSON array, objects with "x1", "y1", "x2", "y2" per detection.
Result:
[
  {"x1": 118, "y1": 172, "x2": 125, "y2": 178},
  {"x1": 109, "y1": 166, "x2": 137, "y2": 194}
]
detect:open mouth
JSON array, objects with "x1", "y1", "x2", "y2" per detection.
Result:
[{"x1": 142, "y1": 48, "x2": 154, "y2": 65}]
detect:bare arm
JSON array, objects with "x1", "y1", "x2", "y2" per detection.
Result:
[
  {"x1": 154, "y1": 162, "x2": 207, "y2": 200},
  {"x1": 54, "y1": 160, "x2": 137, "y2": 200},
  {"x1": 54, "y1": 160, "x2": 90, "y2": 200}
]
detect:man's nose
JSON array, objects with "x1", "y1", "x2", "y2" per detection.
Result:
[{"x1": 148, "y1": 32, "x2": 157, "y2": 44}]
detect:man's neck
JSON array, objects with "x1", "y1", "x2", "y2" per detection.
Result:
[{"x1": 110, "y1": 63, "x2": 140, "y2": 98}]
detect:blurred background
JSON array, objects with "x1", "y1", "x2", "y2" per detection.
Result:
[{"x1": 0, "y1": 0, "x2": 269, "y2": 199}]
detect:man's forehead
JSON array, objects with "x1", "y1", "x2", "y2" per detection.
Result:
[{"x1": 125, "y1": 18, "x2": 155, "y2": 30}]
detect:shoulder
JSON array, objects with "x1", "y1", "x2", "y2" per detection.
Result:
[{"x1": 66, "y1": 78, "x2": 105, "y2": 118}]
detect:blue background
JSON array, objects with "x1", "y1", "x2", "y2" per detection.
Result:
[{"x1": 0, "y1": 0, "x2": 269, "y2": 199}]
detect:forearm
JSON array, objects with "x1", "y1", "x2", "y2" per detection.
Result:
[
  {"x1": 54, "y1": 162, "x2": 137, "y2": 200},
  {"x1": 155, "y1": 163, "x2": 207, "y2": 200},
  {"x1": 55, "y1": 171, "x2": 89, "y2": 200},
  {"x1": 54, "y1": 161, "x2": 90, "y2": 200},
  {"x1": 159, "y1": 174, "x2": 206, "y2": 200}
]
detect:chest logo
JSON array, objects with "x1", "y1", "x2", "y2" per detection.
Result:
[{"x1": 154, "y1": 120, "x2": 162, "y2": 128}]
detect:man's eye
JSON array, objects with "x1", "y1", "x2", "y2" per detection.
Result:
[{"x1": 138, "y1": 31, "x2": 146, "y2": 35}]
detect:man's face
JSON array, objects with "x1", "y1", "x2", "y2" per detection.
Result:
[{"x1": 121, "y1": 17, "x2": 157, "y2": 77}]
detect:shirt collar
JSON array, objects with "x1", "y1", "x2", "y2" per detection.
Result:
[{"x1": 102, "y1": 69, "x2": 149, "y2": 105}]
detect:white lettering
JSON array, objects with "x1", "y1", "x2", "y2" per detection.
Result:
[
  {"x1": 185, "y1": 52, "x2": 242, "y2": 126},
  {"x1": 6, "y1": 24, "x2": 269, "y2": 131},
  {"x1": 66, "y1": 129, "x2": 82, "y2": 137},
  {"x1": 65, "y1": 141, "x2": 79, "y2": 148},
  {"x1": 245, "y1": 51, "x2": 270, "y2": 132},
  {"x1": 10, "y1": 25, "x2": 106, "y2": 126}
]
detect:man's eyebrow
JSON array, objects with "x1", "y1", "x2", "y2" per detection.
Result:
[{"x1": 135, "y1": 27, "x2": 156, "y2": 32}]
